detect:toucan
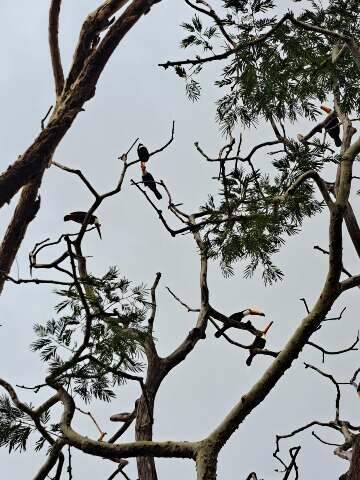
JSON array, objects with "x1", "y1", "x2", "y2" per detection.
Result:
[
  {"x1": 141, "y1": 164, "x2": 162, "y2": 200},
  {"x1": 246, "y1": 321, "x2": 273, "y2": 366},
  {"x1": 64, "y1": 211, "x2": 102, "y2": 239},
  {"x1": 321, "y1": 105, "x2": 342, "y2": 147},
  {"x1": 214, "y1": 308, "x2": 265, "y2": 338},
  {"x1": 138, "y1": 143, "x2": 150, "y2": 168}
]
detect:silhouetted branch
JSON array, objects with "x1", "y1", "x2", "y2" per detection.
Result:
[
  {"x1": 49, "y1": 0, "x2": 64, "y2": 97},
  {"x1": 307, "y1": 332, "x2": 359, "y2": 363}
]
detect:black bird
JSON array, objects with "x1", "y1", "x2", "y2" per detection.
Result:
[
  {"x1": 321, "y1": 105, "x2": 342, "y2": 147},
  {"x1": 138, "y1": 143, "x2": 150, "y2": 166},
  {"x1": 141, "y1": 164, "x2": 162, "y2": 200},
  {"x1": 246, "y1": 321, "x2": 273, "y2": 366},
  {"x1": 215, "y1": 308, "x2": 265, "y2": 338},
  {"x1": 64, "y1": 211, "x2": 102, "y2": 239}
]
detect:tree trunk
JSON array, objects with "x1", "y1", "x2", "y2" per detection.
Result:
[
  {"x1": 343, "y1": 435, "x2": 360, "y2": 480},
  {"x1": 195, "y1": 447, "x2": 218, "y2": 480},
  {"x1": 135, "y1": 347, "x2": 164, "y2": 480}
]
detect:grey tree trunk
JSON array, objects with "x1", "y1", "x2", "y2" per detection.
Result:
[
  {"x1": 135, "y1": 345, "x2": 164, "y2": 480},
  {"x1": 342, "y1": 435, "x2": 360, "y2": 480}
]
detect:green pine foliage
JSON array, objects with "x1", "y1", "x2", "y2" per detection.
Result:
[
  {"x1": 170, "y1": 0, "x2": 360, "y2": 282},
  {"x1": 0, "y1": 395, "x2": 56, "y2": 453},
  {"x1": 199, "y1": 140, "x2": 327, "y2": 284},
  {"x1": 178, "y1": 1, "x2": 360, "y2": 126},
  {"x1": 31, "y1": 267, "x2": 150, "y2": 403},
  {"x1": 0, "y1": 395, "x2": 31, "y2": 453}
]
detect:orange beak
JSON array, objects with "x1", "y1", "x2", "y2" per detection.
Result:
[
  {"x1": 321, "y1": 105, "x2": 332, "y2": 114},
  {"x1": 249, "y1": 308, "x2": 265, "y2": 316},
  {"x1": 263, "y1": 321, "x2": 273, "y2": 336}
]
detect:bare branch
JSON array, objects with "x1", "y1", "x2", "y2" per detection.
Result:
[
  {"x1": 166, "y1": 286, "x2": 200, "y2": 312},
  {"x1": 52, "y1": 161, "x2": 100, "y2": 198},
  {"x1": 41, "y1": 105, "x2": 54, "y2": 130},
  {"x1": 0, "y1": 273, "x2": 72, "y2": 287},
  {"x1": 148, "y1": 272, "x2": 162, "y2": 333},
  {"x1": 49, "y1": 0, "x2": 64, "y2": 97},
  {"x1": 314, "y1": 245, "x2": 355, "y2": 281},
  {"x1": 76, "y1": 407, "x2": 107, "y2": 441},
  {"x1": 304, "y1": 363, "x2": 342, "y2": 422},
  {"x1": 0, "y1": 177, "x2": 42, "y2": 294},
  {"x1": 307, "y1": 332, "x2": 359, "y2": 363},
  {"x1": 312, "y1": 430, "x2": 341, "y2": 447}
]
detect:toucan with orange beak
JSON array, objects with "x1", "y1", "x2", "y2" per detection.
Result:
[
  {"x1": 141, "y1": 164, "x2": 162, "y2": 200},
  {"x1": 64, "y1": 211, "x2": 102, "y2": 238},
  {"x1": 214, "y1": 308, "x2": 265, "y2": 338},
  {"x1": 321, "y1": 105, "x2": 342, "y2": 147},
  {"x1": 246, "y1": 321, "x2": 273, "y2": 366}
]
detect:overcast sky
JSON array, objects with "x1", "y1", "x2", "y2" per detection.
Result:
[{"x1": 0, "y1": 1, "x2": 359, "y2": 479}]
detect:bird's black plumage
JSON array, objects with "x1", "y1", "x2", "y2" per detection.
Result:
[
  {"x1": 64, "y1": 211, "x2": 102, "y2": 238},
  {"x1": 324, "y1": 113, "x2": 342, "y2": 147},
  {"x1": 214, "y1": 309, "x2": 265, "y2": 338},
  {"x1": 141, "y1": 168, "x2": 162, "y2": 200},
  {"x1": 246, "y1": 336, "x2": 267, "y2": 366},
  {"x1": 138, "y1": 143, "x2": 150, "y2": 164},
  {"x1": 245, "y1": 321, "x2": 272, "y2": 366}
]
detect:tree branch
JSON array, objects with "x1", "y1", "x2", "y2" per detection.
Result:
[{"x1": 49, "y1": 0, "x2": 64, "y2": 97}]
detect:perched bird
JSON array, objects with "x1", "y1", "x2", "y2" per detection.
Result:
[
  {"x1": 64, "y1": 211, "x2": 102, "y2": 239},
  {"x1": 137, "y1": 143, "x2": 150, "y2": 167},
  {"x1": 246, "y1": 321, "x2": 273, "y2": 366},
  {"x1": 321, "y1": 105, "x2": 342, "y2": 147},
  {"x1": 215, "y1": 308, "x2": 265, "y2": 338},
  {"x1": 141, "y1": 164, "x2": 162, "y2": 200}
]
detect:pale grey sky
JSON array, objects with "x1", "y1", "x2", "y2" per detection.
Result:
[{"x1": 0, "y1": 1, "x2": 359, "y2": 479}]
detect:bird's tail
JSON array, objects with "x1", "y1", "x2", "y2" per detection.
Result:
[
  {"x1": 154, "y1": 189, "x2": 162, "y2": 200},
  {"x1": 64, "y1": 215, "x2": 71, "y2": 221},
  {"x1": 246, "y1": 354, "x2": 254, "y2": 366},
  {"x1": 95, "y1": 221, "x2": 102, "y2": 239},
  {"x1": 335, "y1": 137, "x2": 342, "y2": 147},
  {"x1": 215, "y1": 326, "x2": 227, "y2": 338}
]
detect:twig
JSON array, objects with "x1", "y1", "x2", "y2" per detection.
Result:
[
  {"x1": 312, "y1": 430, "x2": 341, "y2": 447},
  {"x1": 67, "y1": 445, "x2": 73, "y2": 480},
  {"x1": 166, "y1": 287, "x2": 200, "y2": 312},
  {"x1": 118, "y1": 137, "x2": 139, "y2": 160},
  {"x1": 148, "y1": 272, "x2": 162, "y2": 333},
  {"x1": 304, "y1": 363, "x2": 342, "y2": 422},
  {"x1": 299, "y1": 298, "x2": 310, "y2": 314},
  {"x1": 307, "y1": 332, "x2": 359, "y2": 363},
  {"x1": 76, "y1": 407, "x2": 107, "y2": 441},
  {"x1": 16, "y1": 383, "x2": 47, "y2": 393},
  {"x1": 148, "y1": 121, "x2": 175, "y2": 158},
  {"x1": 282, "y1": 446, "x2": 301, "y2": 480},
  {"x1": 184, "y1": 0, "x2": 235, "y2": 47},
  {"x1": 41, "y1": 105, "x2": 54, "y2": 130},
  {"x1": 52, "y1": 161, "x2": 99, "y2": 198},
  {"x1": 314, "y1": 245, "x2": 356, "y2": 281},
  {"x1": 0, "y1": 272, "x2": 72, "y2": 287}
]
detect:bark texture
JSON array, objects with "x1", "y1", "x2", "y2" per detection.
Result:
[{"x1": 344, "y1": 436, "x2": 360, "y2": 480}]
